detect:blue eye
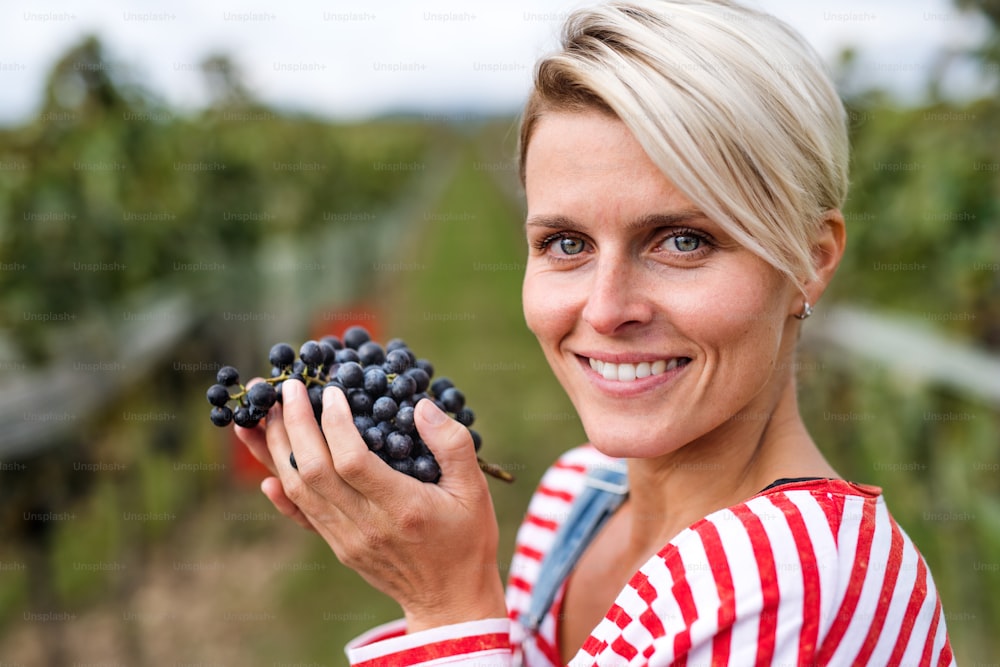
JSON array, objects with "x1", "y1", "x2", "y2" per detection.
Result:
[
  {"x1": 672, "y1": 235, "x2": 701, "y2": 252},
  {"x1": 558, "y1": 237, "x2": 586, "y2": 255}
]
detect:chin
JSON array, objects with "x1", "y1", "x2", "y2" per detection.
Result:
[{"x1": 581, "y1": 417, "x2": 686, "y2": 461}]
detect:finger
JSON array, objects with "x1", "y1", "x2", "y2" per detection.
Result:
[
  {"x1": 263, "y1": 398, "x2": 324, "y2": 503},
  {"x1": 280, "y1": 380, "x2": 364, "y2": 511},
  {"x1": 264, "y1": 397, "x2": 356, "y2": 531},
  {"x1": 414, "y1": 398, "x2": 484, "y2": 498},
  {"x1": 261, "y1": 476, "x2": 316, "y2": 532},
  {"x1": 263, "y1": 401, "x2": 296, "y2": 474},
  {"x1": 234, "y1": 421, "x2": 277, "y2": 475},
  {"x1": 320, "y1": 385, "x2": 400, "y2": 497}
]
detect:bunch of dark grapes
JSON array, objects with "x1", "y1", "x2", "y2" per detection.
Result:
[{"x1": 205, "y1": 326, "x2": 512, "y2": 484}]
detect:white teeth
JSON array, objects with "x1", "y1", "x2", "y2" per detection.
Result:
[
  {"x1": 588, "y1": 357, "x2": 688, "y2": 382},
  {"x1": 617, "y1": 364, "x2": 636, "y2": 382}
]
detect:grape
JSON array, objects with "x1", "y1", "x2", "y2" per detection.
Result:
[
  {"x1": 384, "y1": 349, "x2": 410, "y2": 374},
  {"x1": 385, "y1": 432, "x2": 413, "y2": 459},
  {"x1": 389, "y1": 374, "x2": 417, "y2": 401},
  {"x1": 206, "y1": 384, "x2": 231, "y2": 407},
  {"x1": 413, "y1": 455, "x2": 441, "y2": 483},
  {"x1": 454, "y1": 407, "x2": 475, "y2": 427},
  {"x1": 320, "y1": 335, "x2": 343, "y2": 351},
  {"x1": 373, "y1": 396, "x2": 399, "y2": 422},
  {"x1": 416, "y1": 358, "x2": 434, "y2": 377},
  {"x1": 269, "y1": 343, "x2": 296, "y2": 368},
  {"x1": 343, "y1": 326, "x2": 371, "y2": 350},
  {"x1": 233, "y1": 406, "x2": 256, "y2": 428},
  {"x1": 336, "y1": 362, "x2": 365, "y2": 389},
  {"x1": 335, "y1": 348, "x2": 360, "y2": 364},
  {"x1": 385, "y1": 338, "x2": 408, "y2": 353},
  {"x1": 363, "y1": 366, "x2": 388, "y2": 395},
  {"x1": 430, "y1": 377, "x2": 454, "y2": 397},
  {"x1": 363, "y1": 427, "x2": 385, "y2": 451},
  {"x1": 406, "y1": 368, "x2": 431, "y2": 394},
  {"x1": 210, "y1": 405, "x2": 233, "y2": 427},
  {"x1": 358, "y1": 341, "x2": 386, "y2": 366},
  {"x1": 440, "y1": 387, "x2": 465, "y2": 413},
  {"x1": 318, "y1": 341, "x2": 338, "y2": 368},
  {"x1": 348, "y1": 389, "x2": 373, "y2": 415},
  {"x1": 353, "y1": 414, "x2": 376, "y2": 433},
  {"x1": 300, "y1": 341, "x2": 324, "y2": 368},
  {"x1": 247, "y1": 382, "x2": 277, "y2": 410},
  {"x1": 395, "y1": 405, "x2": 415, "y2": 434},
  {"x1": 204, "y1": 326, "x2": 512, "y2": 484},
  {"x1": 217, "y1": 366, "x2": 240, "y2": 387},
  {"x1": 308, "y1": 384, "x2": 324, "y2": 415}
]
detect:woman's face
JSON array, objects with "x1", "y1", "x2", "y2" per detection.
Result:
[{"x1": 522, "y1": 110, "x2": 802, "y2": 460}]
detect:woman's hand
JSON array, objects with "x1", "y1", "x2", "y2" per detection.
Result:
[{"x1": 234, "y1": 379, "x2": 507, "y2": 632}]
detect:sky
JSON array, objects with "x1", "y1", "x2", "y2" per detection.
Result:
[{"x1": 0, "y1": 0, "x2": 993, "y2": 124}]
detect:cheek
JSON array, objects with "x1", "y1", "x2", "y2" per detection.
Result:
[
  {"x1": 521, "y1": 269, "x2": 550, "y2": 340},
  {"x1": 677, "y1": 265, "x2": 790, "y2": 366},
  {"x1": 522, "y1": 267, "x2": 577, "y2": 344}
]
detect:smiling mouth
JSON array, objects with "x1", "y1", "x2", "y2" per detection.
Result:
[{"x1": 587, "y1": 356, "x2": 691, "y2": 382}]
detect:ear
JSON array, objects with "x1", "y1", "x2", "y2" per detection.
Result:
[{"x1": 803, "y1": 209, "x2": 847, "y2": 307}]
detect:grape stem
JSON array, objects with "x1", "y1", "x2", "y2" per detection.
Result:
[
  {"x1": 226, "y1": 371, "x2": 324, "y2": 402},
  {"x1": 477, "y1": 458, "x2": 515, "y2": 483}
]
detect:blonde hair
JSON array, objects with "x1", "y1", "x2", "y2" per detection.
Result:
[{"x1": 518, "y1": 0, "x2": 849, "y2": 289}]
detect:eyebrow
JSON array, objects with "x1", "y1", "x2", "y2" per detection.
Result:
[{"x1": 524, "y1": 209, "x2": 711, "y2": 232}]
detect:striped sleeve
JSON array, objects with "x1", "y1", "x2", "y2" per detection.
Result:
[{"x1": 345, "y1": 618, "x2": 512, "y2": 666}]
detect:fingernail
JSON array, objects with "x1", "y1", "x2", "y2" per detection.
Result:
[
  {"x1": 323, "y1": 385, "x2": 339, "y2": 410},
  {"x1": 419, "y1": 398, "x2": 447, "y2": 425}
]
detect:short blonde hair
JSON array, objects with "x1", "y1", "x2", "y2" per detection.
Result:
[{"x1": 519, "y1": 0, "x2": 849, "y2": 289}]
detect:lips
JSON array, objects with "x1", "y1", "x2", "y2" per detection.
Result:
[{"x1": 587, "y1": 356, "x2": 691, "y2": 382}]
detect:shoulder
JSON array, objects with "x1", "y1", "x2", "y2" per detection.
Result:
[
  {"x1": 630, "y1": 480, "x2": 921, "y2": 662},
  {"x1": 656, "y1": 479, "x2": 889, "y2": 610}
]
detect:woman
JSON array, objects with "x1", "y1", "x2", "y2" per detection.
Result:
[{"x1": 237, "y1": 0, "x2": 956, "y2": 664}]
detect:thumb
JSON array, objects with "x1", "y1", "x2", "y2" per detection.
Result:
[{"x1": 414, "y1": 398, "x2": 482, "y2": 492}]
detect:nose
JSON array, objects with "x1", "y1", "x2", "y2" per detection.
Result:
[{"x1": 580, "y1": 256, "x2": 655, "y2": 336}]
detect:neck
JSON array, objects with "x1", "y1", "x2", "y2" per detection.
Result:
[{"x1": 622, "y1": 374, "x2": 838, "y2": 556}]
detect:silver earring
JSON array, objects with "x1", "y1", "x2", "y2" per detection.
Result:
[{"x1": 795, "y1": 301, "x2": 813, "y2": 320}]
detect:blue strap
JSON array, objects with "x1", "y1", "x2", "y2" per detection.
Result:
[{"x1": 522, "y1": 460, "x2": 628, "y2": 633}]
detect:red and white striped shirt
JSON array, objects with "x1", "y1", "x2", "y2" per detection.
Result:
[{"x1": 346, "y1": 446, "x2": 955, "y2": 666}]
